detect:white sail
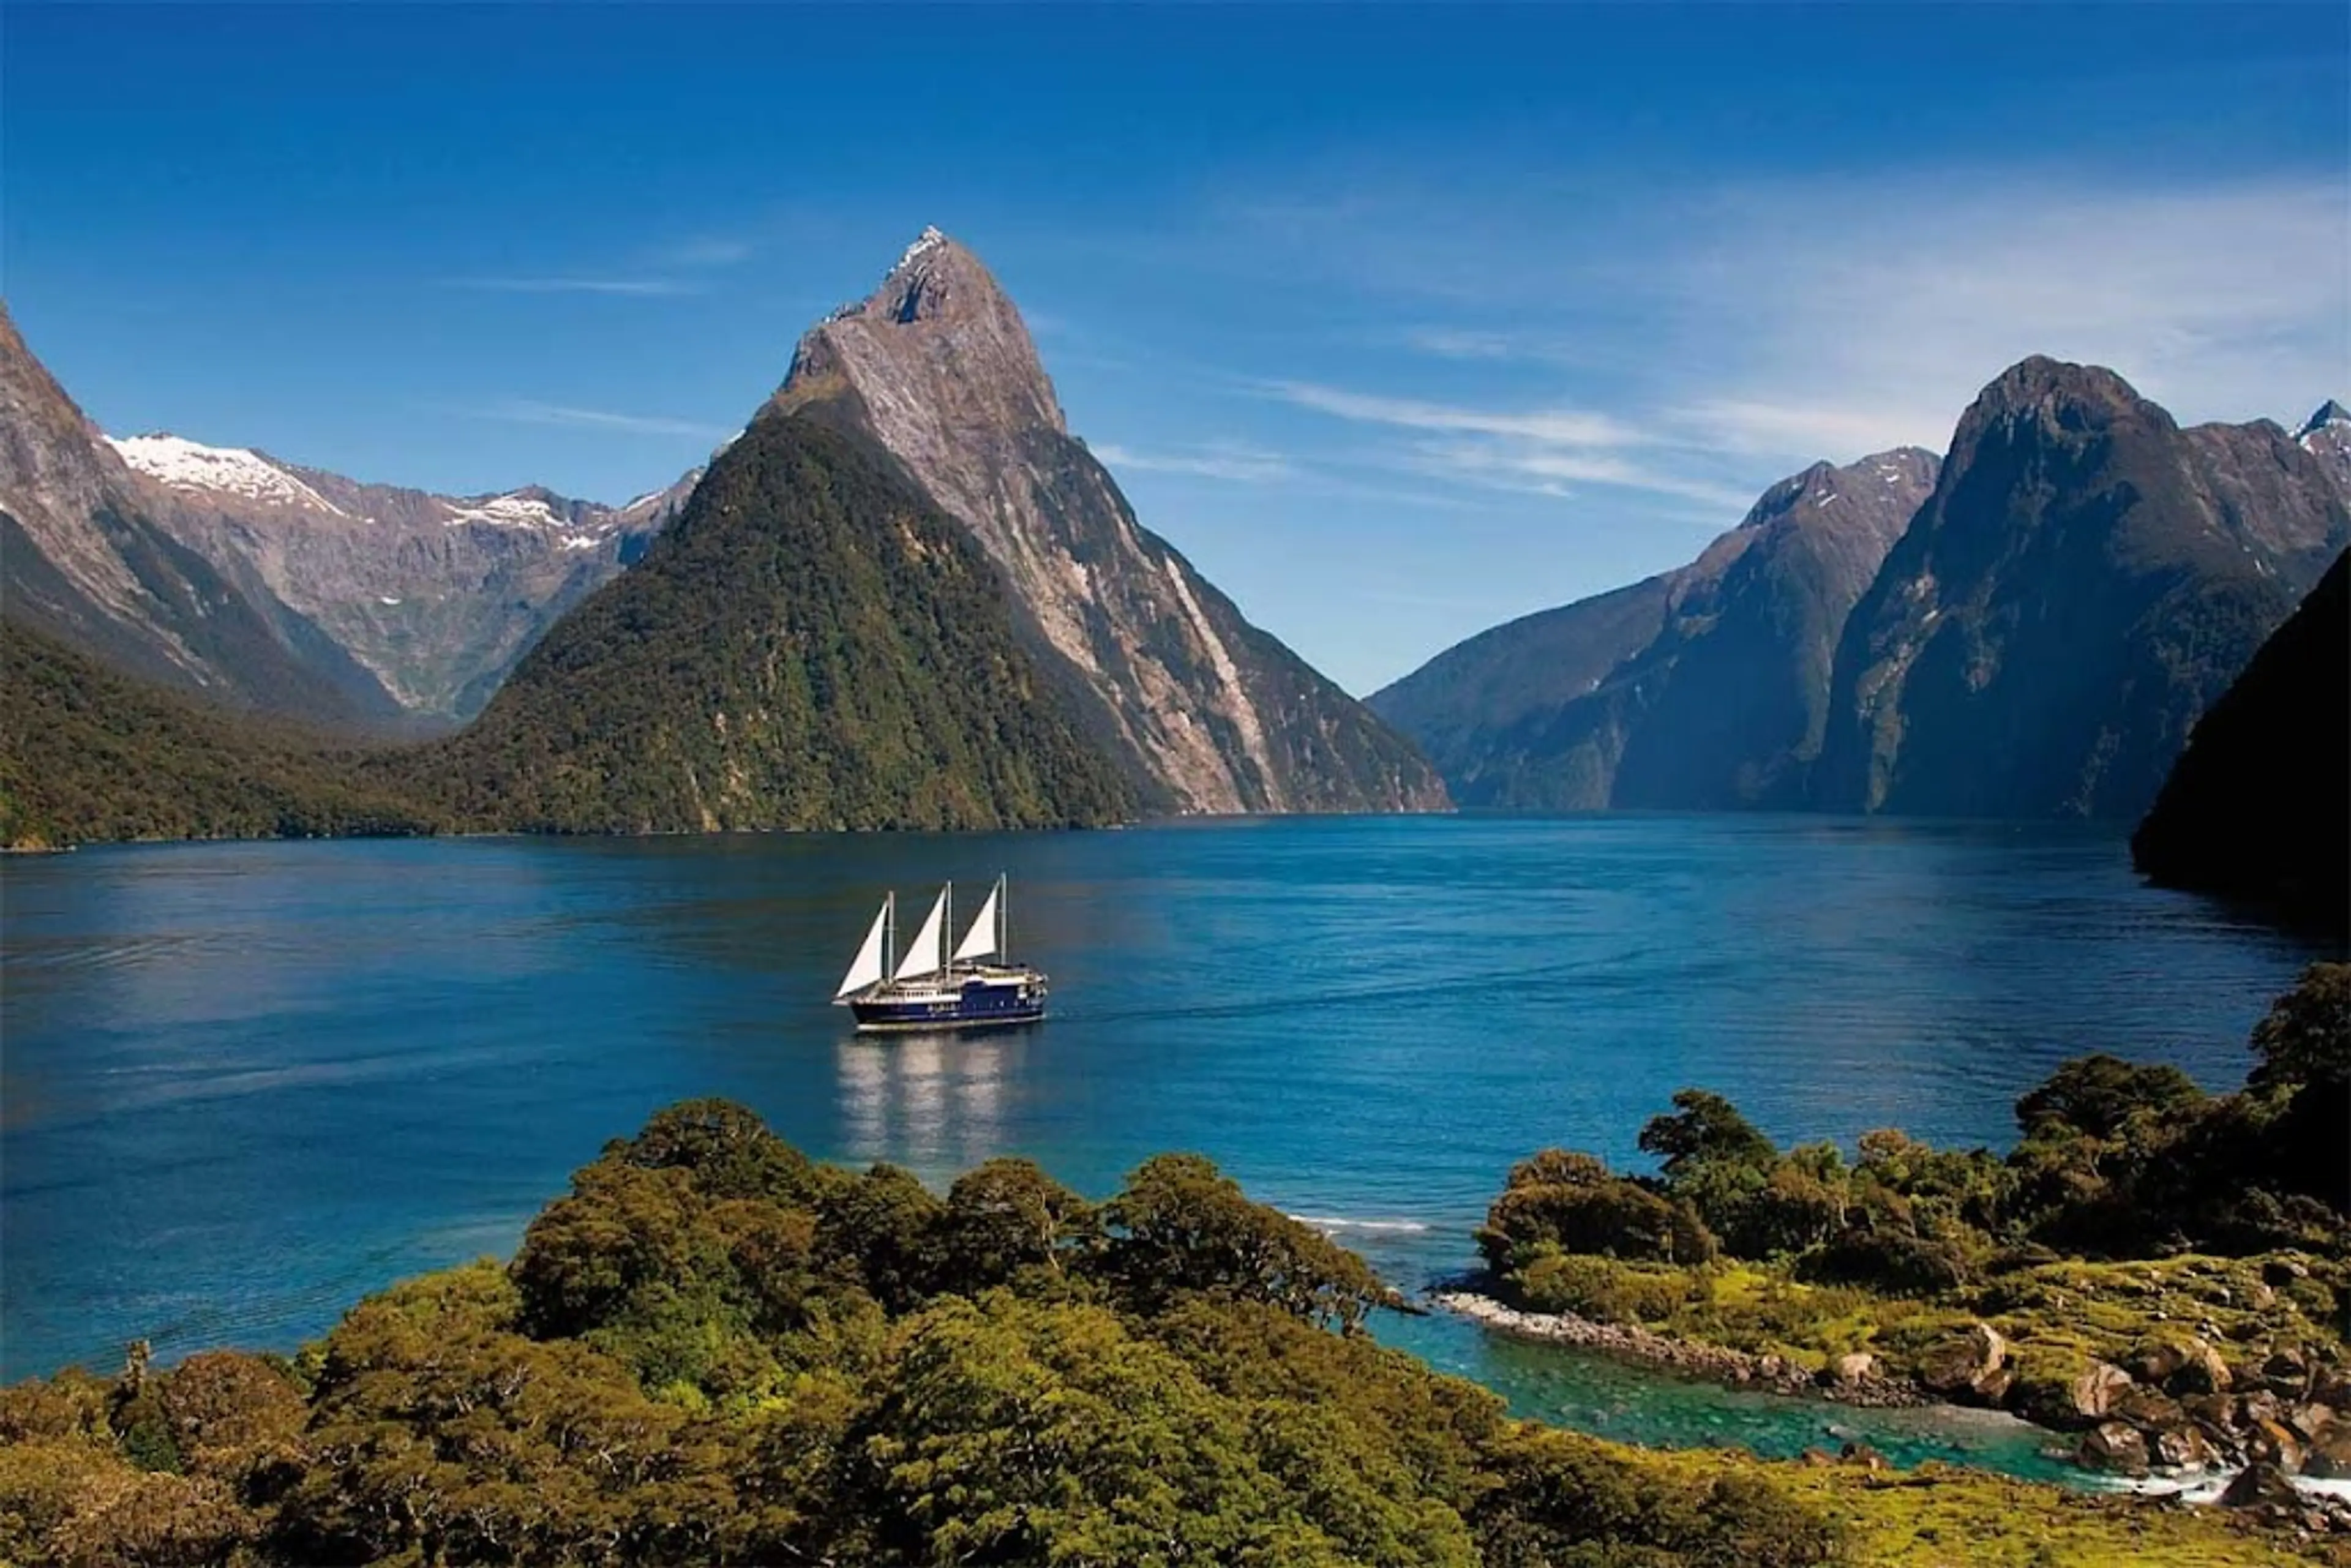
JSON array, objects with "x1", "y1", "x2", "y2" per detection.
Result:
[
  {"x1": 893, "y1": 888, "x2": 950, "y2": 981},
  {"x1": 835, "y1": 898, "x2": 891, "y2": 999},
  {"x1": 953, "y1": 880, "x2": 1001, "y2": 961}
]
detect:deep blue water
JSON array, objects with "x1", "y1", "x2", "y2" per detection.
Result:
[{"x1": 0, "y1": 816, "x2": 2327, "y2": 1480}]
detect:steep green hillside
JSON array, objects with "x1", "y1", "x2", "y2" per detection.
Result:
[
  {"x1": 0, "y1": 620, "x2": 438, "y2": 848},
  {"x1": 419, "y1": 411, "x2": 1134, "y2": 833}
]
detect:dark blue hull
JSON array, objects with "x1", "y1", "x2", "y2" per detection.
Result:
[{"x1": 848, "y1": 967, "x2": 1047, "y2": 1033}]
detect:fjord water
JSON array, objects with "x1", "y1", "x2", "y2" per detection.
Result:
[{"x1": 1, "y1": 817, "x2": 2326, "y2": 1478}]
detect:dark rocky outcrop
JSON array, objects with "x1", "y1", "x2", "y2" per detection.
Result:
[
  {"x1": 771, "y1": 229, "x2": 1446, "y2": 816},
  {"x1": 1813, "y1": 358, "x2": 2347, "y2": 820},
  {"x1": 1371, "y1": 449, "x2": 1938, "y2": 808},
  {"x1": 2132, "y1": 549, "x2": 2349, "y2": 936}
]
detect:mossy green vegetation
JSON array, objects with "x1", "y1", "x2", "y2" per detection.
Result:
[
  {"x1": 1479, "y1": 965, "x2": 2351, "y2": 1476},
  {"x1": 407, "y1": 411, "x2": 1136, "y2": 833},
  {"x1": 4, "y1": 1098, "x2": 2324, "y2": 1566}
]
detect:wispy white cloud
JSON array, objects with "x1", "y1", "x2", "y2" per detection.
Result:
[
  {"x1": 1263, "y1": 380, "x2": 1754, "y2": 509},
  {"x1": 477, "y1": 400, "x2": 732, "y2": 439},
  {"x1": 448, "y1": 276, "x2": 700, "y2": 298},
  {"x1": 1092, "y1": 440, "x2": 1291, "y2": 482},
  {"x1": 1269, "y1": 382, "x2": 1645, "y2": 449},
  {"x1": 1176, "y1": 164, "x2": 2347, "y2": 473},
  {"x1": 1652, "y1": 176, "x2": 2349, "y2": 461},
  {"x1": 1403, "y1": 328, "x2": 1521, "y2": 361}
]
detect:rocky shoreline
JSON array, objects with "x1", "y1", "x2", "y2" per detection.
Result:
[
  {"x1": 1432, "y1": 1288, "x2": 1933, "y2": 1408},
  {"x1": 1435, "y1": 1286, "x2": 2351, "y2": 1536}
]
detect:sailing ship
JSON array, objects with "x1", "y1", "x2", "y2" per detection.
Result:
[{"x1": 832, "y1": 874, "x2": 1048, "y2": 1032}]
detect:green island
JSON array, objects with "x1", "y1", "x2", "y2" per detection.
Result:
[
  {"x1": 5, "y1": 1029, "x2": 2347, "y2": 1568},
  {"x1": 1463, "y1": 964, "x2": 2350, "y2": 1505}
]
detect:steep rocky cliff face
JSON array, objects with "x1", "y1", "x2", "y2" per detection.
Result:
[
  {"x1": 769, "y1": 228, "x2": 1447, "y2": 815},
  {"x1": 112, "y1": 436, "x2": 698, "y2": 721},
  {"x1": 1813, "y1": 359, "x2": 2347, "y2": 820},
  {"x1": 422, "y1": 411, "x2": 1133, "y2": 833},
  {"x1": 1370, "y1": 449, "x2": 1938, "y2": 808},
  {"x1": 0, "y1": 303, "x2": 400, "y2": 726},
  {"x1": 2132, "y1": 549, "x2": 2348, "y2": 934},
  {"x1": 2296, "y1": 399, "x2": 2351, "y2": 505}
]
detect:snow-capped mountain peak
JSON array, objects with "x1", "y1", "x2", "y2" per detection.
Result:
[
  {"x1": 894, "y1": 224, "x2": 950, "y2": 274},
  {"x1": 106, "y1": 432, "x2": 349, "y2": 516}
]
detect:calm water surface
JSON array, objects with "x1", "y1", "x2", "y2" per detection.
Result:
[{"x1": 1, "y1": 816, "x2": 2327, "y2": 1480}]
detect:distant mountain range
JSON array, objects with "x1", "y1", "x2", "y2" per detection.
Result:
[
  {"x1": 107, "y1": 433, "x2": 700, "y2": 722},
  {"x1": 1376, "y1": 362, "x2": 2347, "y2": 824},
  {"x1": 8, "y1": 241, "x2": 2342, "y2": 847},
  {"x1": 0, "y1": 231, "x2": 1444, "y2": 839},
  {"x1": 1370, "y1": 448, "x2": 1941, "y2": 809},
  {"x1": 1, "y1": 307, "x2": 399, "y2": 729}
]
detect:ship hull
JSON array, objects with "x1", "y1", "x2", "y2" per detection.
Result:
[{"x1": 847, "y1": 966, "x2": 1047, "y2": 1033}]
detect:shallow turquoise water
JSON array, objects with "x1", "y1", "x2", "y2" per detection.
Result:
[{"x1": 0, "y1": 815, "x2": 2326, "y2": 1479}]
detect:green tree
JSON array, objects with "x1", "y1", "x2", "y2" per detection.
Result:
[
  {"x1": 1638, "y1": 1090, "x2": 1776, "y2": 1180},
  {"x1": 1100, "y1": 1155, "x2": 1385, "y2": 1330},
  {"x1": 2014, "y1": 1055, "x2": 2205, "y2": 1141},
  {"x1": 934, "y1": 1157, "x2": 1101, "y2": 1292},
  {"x1": 853, "y1": 1294, "x2": 1313, "y2": 1566}
]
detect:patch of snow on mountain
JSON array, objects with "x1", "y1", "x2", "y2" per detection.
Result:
[
  {"x1": 894, "y1": 225, "x2": 949, "y2": 273},
  {"x1": 442, "y1": 492, "x2": 572, "y2": 530},
  {"x1": 558, "y1": 535, "x2": 601, "y2": 552},
  {"x1": 107, "y1": 433, "x2": 350, "y2": 516}
]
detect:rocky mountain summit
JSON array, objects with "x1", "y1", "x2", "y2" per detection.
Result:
[
  {"x1": 771, "y1": 228, "x2": 1446, "y2": 814},
  {"x1": 1371, "y1": 448, "x2": 1940, "y2": 808},
  {"x1": 111, "y1": 432, "x2": 699, "y2": 719},
  {"x1": 1814, "y1": 358, "x2": 2347, "y2": 819}
]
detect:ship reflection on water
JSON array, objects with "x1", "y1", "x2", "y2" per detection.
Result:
[{"x1": 834, "y1": 1032, "x2": 1016, "y2": 1176}]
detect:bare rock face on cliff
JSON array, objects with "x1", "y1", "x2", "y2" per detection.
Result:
[
  {"x1": 0, "y1": 302, "x2": 399, "y2": 726},
  {"x1": 1813, "y1": 358, "x2": 2347, "y2": 820},
  {"x1": 1370, "y1": 448, "x2": 1940, "y2": 809},
  {"x1": 109, "y1": 436, "x2": 699, "y2": 722},
  {"x1": 768, "y1": 228, "x2": 1447, "y2": 815}
]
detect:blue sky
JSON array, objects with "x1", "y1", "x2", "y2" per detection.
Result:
[{"x1": 6, "y1": 4, "x2": 2345, "y2": 694}]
